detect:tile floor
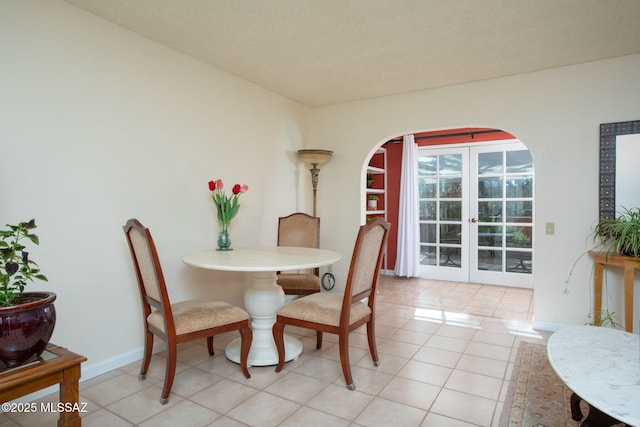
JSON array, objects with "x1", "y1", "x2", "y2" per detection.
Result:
[{"x1": 1, "y1": 276, "x2": 551, "y2": 427}]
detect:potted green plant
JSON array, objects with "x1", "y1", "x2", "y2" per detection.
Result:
[
  {"x1": 0, "y1": 219, "x2": 55, "y2": 369},
  {"x1": 593, "y1": 207, "x2": 640, "y2": 257},
  {"x1": 367, "y1": 172, "x2": 374, "y2": 188},
  {"x1": 367, "y1": 195, "x2": 379, "y2": 211}
]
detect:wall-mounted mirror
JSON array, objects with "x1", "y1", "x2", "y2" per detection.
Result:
[{"x1": 599, "y1": 120, "x2": 640, "y2": 219}]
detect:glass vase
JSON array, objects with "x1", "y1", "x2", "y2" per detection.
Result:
[{"x1": 217, "y1": 224, "x2": 232, "y2": 251}]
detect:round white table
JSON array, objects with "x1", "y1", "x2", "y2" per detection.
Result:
[
  {"x1": 182, "y1": 246, "x2": 341, "y2": 366},
  {"x1": 547, "y1": 325, "x2": 640, "y2": 426}
]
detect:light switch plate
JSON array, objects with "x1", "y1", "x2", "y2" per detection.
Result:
[{"x1": 545, "y1": 222, "x2": 555, "y2": 235}]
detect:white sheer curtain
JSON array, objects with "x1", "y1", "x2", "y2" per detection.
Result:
[{"x1": 394, "y1": 134, "x2": 420, "y2": 277}]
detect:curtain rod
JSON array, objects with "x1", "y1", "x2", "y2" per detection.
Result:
[{"x1": 387, "y1": 129, "x2": 504, "y2": 143}]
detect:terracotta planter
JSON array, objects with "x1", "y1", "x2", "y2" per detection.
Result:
[{"x1": 0, "y1": 292, "x2": 56, "y2": 370}]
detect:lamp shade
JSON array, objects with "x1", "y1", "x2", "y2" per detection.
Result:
[{"x1": 297, "y1": 149, "x2": 333, "y2": 166}]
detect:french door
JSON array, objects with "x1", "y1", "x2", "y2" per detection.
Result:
[{"x1": 418, "y1": 141, "x2": 534, "y2": 288}]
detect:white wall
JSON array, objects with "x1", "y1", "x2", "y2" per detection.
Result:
[
  {"x1": 0, "y1": 0, "x2": 308, "y2": 374},
  {"x1": 307, "y1": 54, "x2": 640, "y2": 331}
]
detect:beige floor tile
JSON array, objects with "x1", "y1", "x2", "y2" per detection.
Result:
[
  {"x1": 358, "y1": 352, "x2": 408, "y2": 375},
  {"x1": 455, "y1": 354, "x2": 508, "y2": 379},
  {"x1": 264, "y1": 372, "x2": 329, "y2": 404},
  {"x1": 206, "y1": 415, "x2": 251, "y2": 426},
  {"x1": 81, "y1": 408, "x2": 134, "y2": 427},
  {"x1": 445, "y1": 370, "x2": 503, "y2": 400},
  {"x1": 388, "y1": 328, "x2": 431, "y2": 345},
  {"x1": 412, "y1": 346, "x2": 461, "y2": 368},
  {"x1": 332, "y1": 365, "x2": 393, "y2": 395},
  {"x1": 226, "y1": 392, "x2": 300, "y2": 427},
  {"x1": 169, "y1": 366, "x2": 223, "y2": 398},
  {"x1": 464, "y1": 341, "x2": 511, "y2": 362},
  {"x1": 82, "y1": 372, "x2": 151, "y2": 407},
  {"x1": 138, "y1": 400, "x2": 220, "y2": 427},
  {"x1": 306, "y1": 384, "x2": 374, "y2": 421},
  {"x1": 425, "y1": 335, "x2": 469, "y2": 353},
  {"x1": 377, "y1": 338, "x2": 421, "y2": 359},
  {"x1": 106, "y1": 385, "x2": 183, "y2": 425},
  {"x1": 430, "y1": 389, "x2": 496, "y2": 426},
  {"x1": 355, "y1": 397, "x2": 427, "y2": 426},
  {"x1": 378, "y1": 376, "x2": 440, "y2": 410},
  {"x1": 279, "y1": 406, "x2": 351, "y2": 427},
  {"x1": 189, "y1": 378, "x2": 259, "y2": 414},
  {"x1": 292, "y1": 356, "x2": 342, "y2": 382},
  {"x1": 421, "y1": 412, "x2": 480, "y2": 427},
  {"x1": 397, "y1": 360, "x2": 452, "y2": 387}
]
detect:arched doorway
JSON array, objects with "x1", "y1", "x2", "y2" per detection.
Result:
[{"x1": 363, "y1": 127, "x2": 534, "y2": 289}]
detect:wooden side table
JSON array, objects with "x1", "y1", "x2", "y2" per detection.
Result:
[
  {"x1": 590, "y1": 251, "x2": 639, "y2": 332},
  {"x1": 0, "y1": 344, "x2": 87, "y2": 427}
]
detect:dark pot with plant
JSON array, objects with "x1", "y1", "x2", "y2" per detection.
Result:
[
  {"x1": 593, "y1": 207, "x2": 640, "y2": 257},
  {"x1": 0, "y1": 219, "x2": 55, "y2": 370}
]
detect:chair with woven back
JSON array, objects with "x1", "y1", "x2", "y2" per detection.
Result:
[
  {"x1": 272, "y1": 217, "x2": 389, "y2": 390},
  {"x1": 122, "y1": 218, "x2": 252, "y2": 404},
  {"x1": 276, "y1": 212, "x2": 322, "y2": 296}
]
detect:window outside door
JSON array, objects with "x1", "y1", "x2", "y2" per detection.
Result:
[{"x1": 418, "y1": 141, "x2": 533, "y2": 288}]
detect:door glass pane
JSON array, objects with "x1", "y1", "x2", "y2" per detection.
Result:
[
  {"x1": 478, "y1": 152, "x2": 503, "y2": 174},
  {"x1": 420, "y1": 246, "x2": 436, "y2": 265},
  {"x1": 506, "y1": 201, "x2": 532, "y2": 222},
  {"x1": 506, "y1": 251, "x2": 532, "y2": 273},
  {"x1": 440, "y1": 178, "x2": 462, "y2": 198},
  {"x1": 478, "y1": 177, "x2": 503, "y2": 198},
  {"x1": 478, "y1": 225, "x2": 502, "y2": 247},
  {"x1": 478, "y1": 249, "x2": 502, "y2": 272},
  {"x1": 420, "y1": 223, "x2": 436, "y2": 244},
  {"x1": 440, "y1": 201, "x2": 461, "y2": 221},
  {"x1": 507, "y1": 226, "x2": 532, "y2": 248},
  {"x1": 506, "y1": 177, "x2": 533, "y2": 197},
  {"x1": 419, "y1": 178, "x2": 436, "y2": 198},
  {"x1": 478, "y1": 201, "x2": 503, "y2": 222},
  {"x1": 418, "y1": 156, "x2": 437, "y2": 175},
  {"x1": 440, "y1": 224, "x2": 461, "y2": 244},
  {"x1": 440, "y1": 247, "x2": 461, "y2": 268},
  {"x1": 439, "y1": 154, "x2": 462, "y2": 175},
  {"x1": 506, "y1": 150, "x2": 533, "y2": 173},
  {"x1": 420, "y1": 201, "x2": 436, "y2": 220}
]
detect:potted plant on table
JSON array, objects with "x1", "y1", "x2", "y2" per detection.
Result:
[
  {"x1": 593, "y1": 207, "x2": 640, "y2": 257},
  {"x1": 0, "y1": 219, "x2": 55, "y2": 370}
]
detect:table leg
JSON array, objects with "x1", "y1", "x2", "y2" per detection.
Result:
[
  {"x1": 225, "y1": 271, "x2": 302, "y2": 366},
  {"x1": 623, "y1": 261, "x2": 634, "y2": 332},
  {"x1": 594, "y1": 261, "x2": 604, "y2": 325},
  {"x1": 58, "y1": 364, "x2": 82, "y2": 427}
]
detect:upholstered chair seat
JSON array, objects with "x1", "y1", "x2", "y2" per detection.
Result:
[
  {"x1": 276, "y1": 293, "x2": 370, "y2": 327},
  {"x1": 147, "y1": 298, "x2": 250, "y2": 335}
]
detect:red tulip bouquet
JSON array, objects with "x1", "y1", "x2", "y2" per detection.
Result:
[{"x1": 208, "y1": 179, "x2": 249, "y2": 250}]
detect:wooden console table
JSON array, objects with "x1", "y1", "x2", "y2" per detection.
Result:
[
  {"x1": 590, "y1": 251, "x2": 639, "y2": 332},
  {"x1": 0, "y1": 344, "x2": 87, "y2": 427}
]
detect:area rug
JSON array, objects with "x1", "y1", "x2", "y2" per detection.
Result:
[{"x1": 500, "y1": 341, "x2": 627, "y2": 427}]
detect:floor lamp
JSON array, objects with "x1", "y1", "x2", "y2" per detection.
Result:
[{"x1": 297, "y1": 149, "x2": 333, "y2": 217}]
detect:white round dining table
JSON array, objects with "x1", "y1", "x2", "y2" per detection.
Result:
[{"x1": 182, "y1": 246, "x2": 341, "y2": 366}]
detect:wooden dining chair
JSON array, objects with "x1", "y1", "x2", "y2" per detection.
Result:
[
  {"x1": 276, "y1": 212, "x2": 322, "y2": 296},
  {"x1": 123, "y1": 219, "x2": 252, "y2": 404},
  {"x1": 272, "y1": 217, "x2": 389, "y2": 390}
]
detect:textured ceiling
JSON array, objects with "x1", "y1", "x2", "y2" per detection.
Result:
[{"x1": 65, "y1": 0, "x2": 640, "y2": 107}]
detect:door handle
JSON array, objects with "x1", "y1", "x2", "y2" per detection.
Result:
[{"x1": 470, "y1": 218, "x2": 478, "y2": 223}]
